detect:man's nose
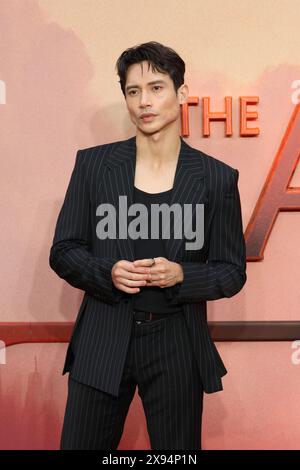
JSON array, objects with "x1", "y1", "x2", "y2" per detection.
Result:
[{"x1": 139, "y1": 91, "x2": 152, "y2": 108}]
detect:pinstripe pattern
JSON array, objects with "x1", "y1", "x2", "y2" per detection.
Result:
[
  {"x1": 49, "y1": 135, "x2": 247, "y2": 398},
  {"x1": 60, "y1": 312, "x2": 203, "y2": 450}
]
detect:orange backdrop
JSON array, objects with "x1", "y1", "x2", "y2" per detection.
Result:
[{"x1": 0, "y1": 0, "x2": 300, "y2": 449}]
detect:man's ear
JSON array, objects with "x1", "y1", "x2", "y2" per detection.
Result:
[{"x1": 178, "y1": 83, "x2": 189, "y2": 105}]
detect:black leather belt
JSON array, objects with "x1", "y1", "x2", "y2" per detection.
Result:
[{"x1": 133, "y1": 310, "x2": 179, "y2": 323}]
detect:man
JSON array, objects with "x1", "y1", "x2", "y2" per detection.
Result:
[{"x1": 49, "y1": 41, "x2": 247, "y2": 450}]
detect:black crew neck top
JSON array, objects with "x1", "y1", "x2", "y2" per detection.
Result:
[{"x1": 131, "y1": 185, "x2": 183, "y2": 314}]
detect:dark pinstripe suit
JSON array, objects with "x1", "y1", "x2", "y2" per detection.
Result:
[{"x1": 49, "y1": 135, "x2": 247, "y2": 449}]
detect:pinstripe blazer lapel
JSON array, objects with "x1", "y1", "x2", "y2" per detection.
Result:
[{"x1": 103, "y1": 135, "x2": 207, "y2": 263}]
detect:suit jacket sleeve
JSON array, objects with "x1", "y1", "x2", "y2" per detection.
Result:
[
  {"x1": 166, "y1": 168, "x2": 247, "y2": 303},
  {"x1": 49, "y1": 149, "x2": 122, "y2": 304}
]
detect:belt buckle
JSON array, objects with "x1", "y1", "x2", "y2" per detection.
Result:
[
  {"x1": 139, "y1": 311, "x2": 152, "y2": 322},
  {"x1": 134, "y1": 310, "x2": 153, "y2": 324}
]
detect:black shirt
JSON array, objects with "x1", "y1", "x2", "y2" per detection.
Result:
[{"x1": 131, "y1": 186, "x2": 183, "y2": 314}]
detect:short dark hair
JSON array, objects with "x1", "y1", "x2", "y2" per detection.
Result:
[{"x1": 115, "y1": 41, "x2": 185, "y2": 97}]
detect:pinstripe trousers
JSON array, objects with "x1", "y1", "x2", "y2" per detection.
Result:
[{"x1": 60, "y1": 311, "x2": 204, "y2": 450}]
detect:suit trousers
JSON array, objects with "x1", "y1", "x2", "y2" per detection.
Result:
[{"x1": 60, "y1": 311, "x2": 204, "y2": 450}]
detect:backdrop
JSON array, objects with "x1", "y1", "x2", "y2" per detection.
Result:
[{"x1": 0, "y1": 0, "x2": 300, "y2": 450}]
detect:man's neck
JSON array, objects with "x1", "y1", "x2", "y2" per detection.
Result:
[{"x1": 135, "y1": 129, "x2": 181, "y2": 167}]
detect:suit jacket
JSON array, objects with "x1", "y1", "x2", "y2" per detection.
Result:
[{"x1": 49, "y1": 135, "x2": 247, "y2": 397}]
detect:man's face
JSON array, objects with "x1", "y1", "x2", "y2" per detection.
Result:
[{"x1": 124, "y1": 60, "x2": 188, "y2": 135}]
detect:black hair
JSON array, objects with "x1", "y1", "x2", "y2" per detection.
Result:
[{"x1": 115, "y1": 41, "x2": 185, "y2": 97}]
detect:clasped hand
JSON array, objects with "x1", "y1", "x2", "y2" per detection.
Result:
[{"x1": 111, "y1": 257, "x2": 183, "y2": 294}]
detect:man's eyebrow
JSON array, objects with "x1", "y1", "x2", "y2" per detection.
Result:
[{"x1": 125, "y1": 80, "x2": 166, "y2": 92}]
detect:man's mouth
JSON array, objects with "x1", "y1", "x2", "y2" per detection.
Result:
[{"x1": 140, "y1": 114, "x2": 157, "y2": 121}]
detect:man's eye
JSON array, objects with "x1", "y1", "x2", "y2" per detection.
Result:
[{"x1": 128, "y1": 86, "x2": 162, "y2": 96}]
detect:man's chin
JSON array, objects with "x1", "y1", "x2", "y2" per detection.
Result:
[{"x1": 137, "y1": 127, "x2": 162, "y2": 137}]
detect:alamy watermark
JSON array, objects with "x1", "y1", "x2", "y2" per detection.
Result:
[
  {"x1": 95, "y1": 197, "x2": 205, "y2": 251},
  {"x1": 291, "y1": 80, "x2": 300, "y2": 105},
  {"x1": 0, "y1": 340, "x2": 6, "y2": 365},
  {"x1": 291, "y1": 340, "x2": 300, "y2": 365}
]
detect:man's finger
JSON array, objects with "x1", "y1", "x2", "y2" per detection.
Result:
[
  {"x1": 116, "y1": 260, "x2": 149, "y2": 273},
  {"x1": 126, "y1": 264, "x2": 150, "y2": 273},
  {"x1": 121, "y1": 271, "x2": 152, "y2": 280},
  {"x1": 133, "y1": 258, "x2": 155, "y2": 267}
]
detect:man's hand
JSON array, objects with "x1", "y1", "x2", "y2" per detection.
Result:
[
  {"x1": 111, "y1": 259, "x2": 152, "y2": 294},
  {"x1": 111, "y1": 258, "x2": 184, "y2": 294},
  {"x1": 133, "y1": 257, "x2": 184, "y2": 289}
]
